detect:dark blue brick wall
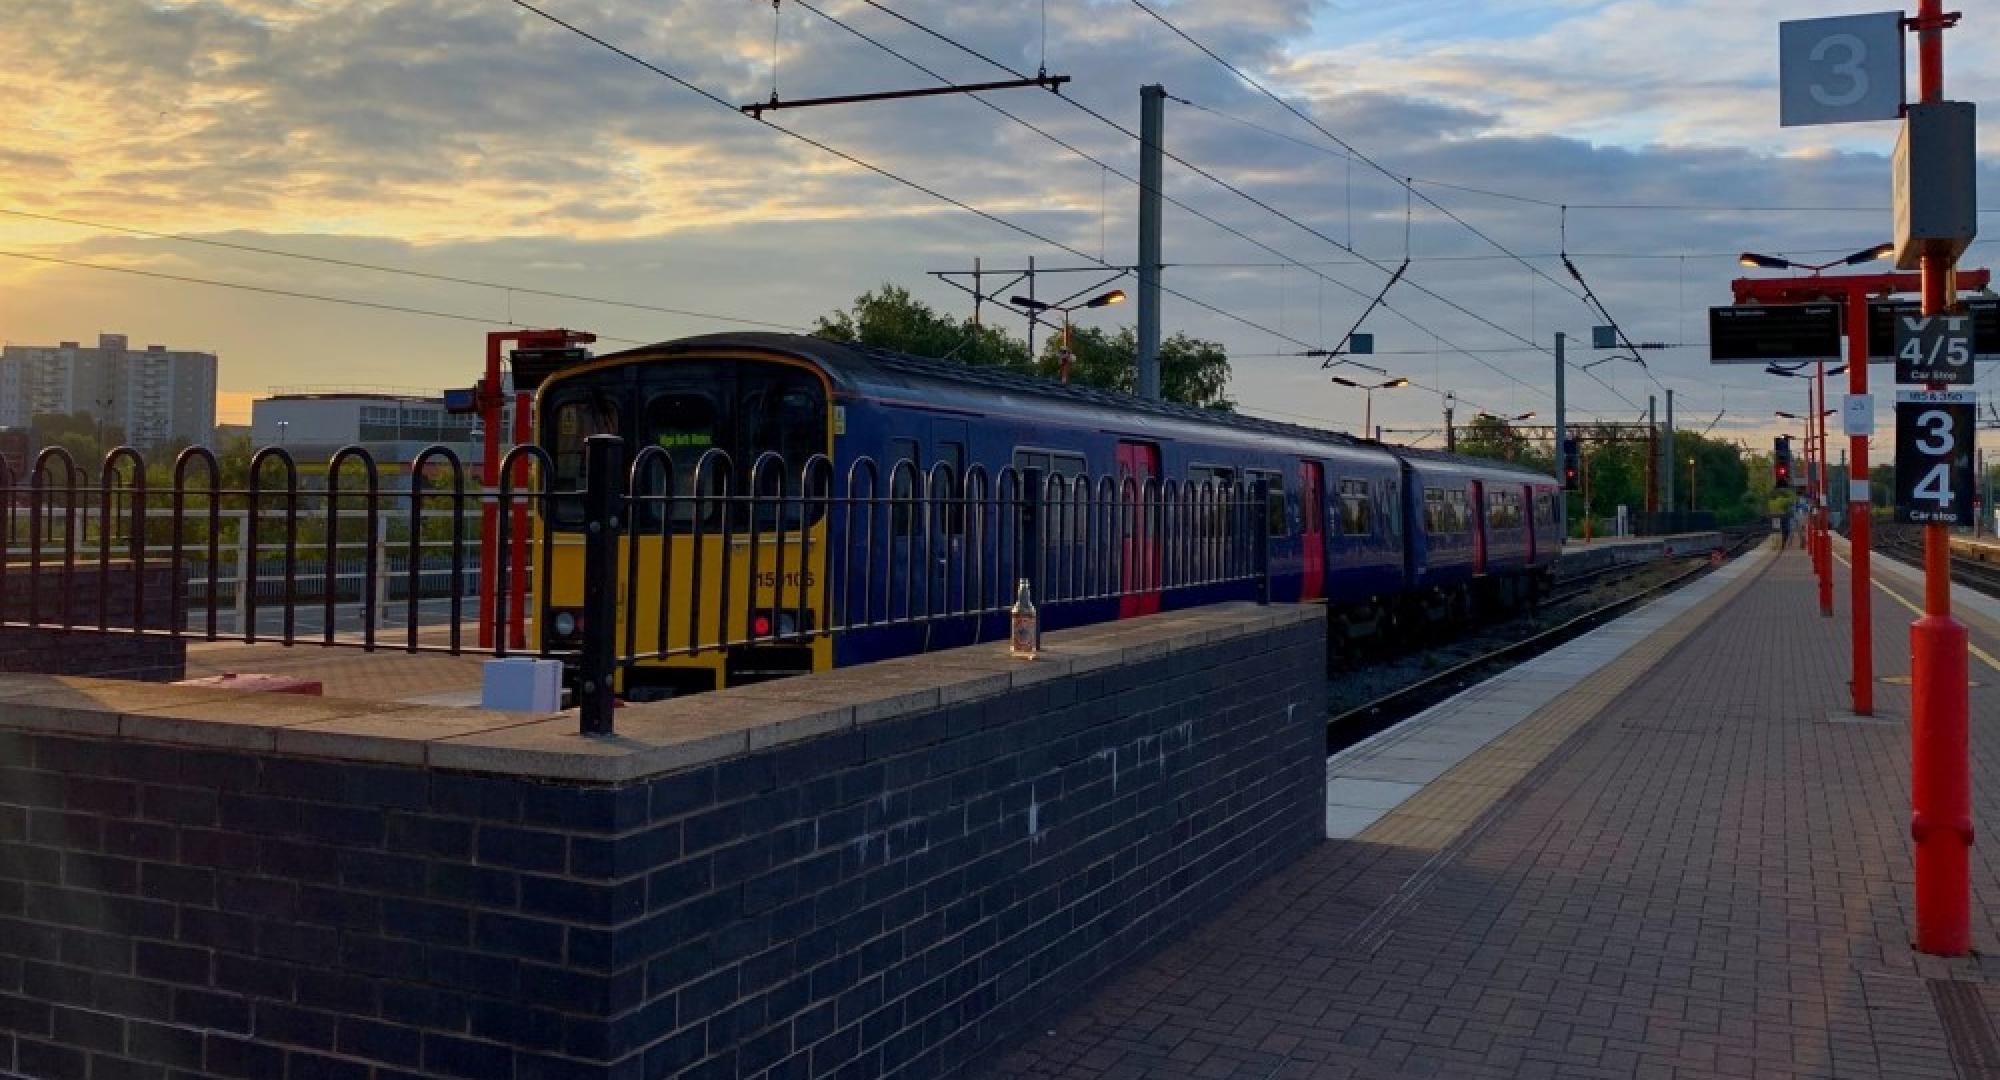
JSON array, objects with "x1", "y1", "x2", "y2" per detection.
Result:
[
  {"x1": 0, "y1": 613, "x2": 1325, "y2": 1079},
  {"x1": 0, "y1": 562, "x2": 186, "y2": 682}
]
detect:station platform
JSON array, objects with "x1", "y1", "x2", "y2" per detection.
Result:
[
  {"x1": 1952, "y1": 534, "x2": 2000, "y2": 567},
  {"x1": 1557, "y1": 531, "x2": 1726, "y2": 575},
  {"x1": 980, "y1": 539, "x2": 2000, "y2": 1079}
]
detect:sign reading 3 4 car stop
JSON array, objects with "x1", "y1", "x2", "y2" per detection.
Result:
[{"x1": 1894, "y1": 389, "x2": 1977, "y2": 526}]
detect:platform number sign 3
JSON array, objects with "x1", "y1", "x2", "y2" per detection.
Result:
[
  {"x1": 1894, "y1": 391, "x2": 1976, "y2": 526},
  {"x1": 1778, "y1": 14, "x2": 1905, "y2": 128},
  {"x1": 1895, "y1": 314, "x2": 1975, "y2": 385}
]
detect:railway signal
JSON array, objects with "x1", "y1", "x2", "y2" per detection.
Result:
[
  {"x1": 1774, "y1": 436, "x2": 1794, "y2": 488},
  {"x1": 1561, "y1": 438, "x2": 1581, "y2": 490}
]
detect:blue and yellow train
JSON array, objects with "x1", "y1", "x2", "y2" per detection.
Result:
[{"x1": 532, "y1": 333, "x2": 1562, "y2": 694}]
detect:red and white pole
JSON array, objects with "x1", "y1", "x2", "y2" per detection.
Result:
[
  {"x1": 1847, "y1": 290, "x2": 1874, "y2": 713},
  {"x1": 1909, "y1": 0, "x2": 1970, "y2": 957}
]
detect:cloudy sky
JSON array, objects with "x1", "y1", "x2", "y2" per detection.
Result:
[{"x1": 2, "y1": 0, "x2": 1995, "y2": 453}]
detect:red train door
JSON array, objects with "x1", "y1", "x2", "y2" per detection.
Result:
[
  {"x1": 1117, "y1": 441, "x2": 1161, "y2": 617},
  {"x1": 1299, "y1": 461, "x2": 1325, "y2": 600},
  {"x1": 1470, "y1": 480, "x2": 1487, "y2": 575}
]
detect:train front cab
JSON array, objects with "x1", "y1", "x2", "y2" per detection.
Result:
[{"x1": 535, "y1": 347, "x2": 835, "y2": 697}]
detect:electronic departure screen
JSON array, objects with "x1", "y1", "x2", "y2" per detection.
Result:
[
  {"x1": 1867, "y1": 296, "x2": 1999, "y2": 362},
  {"x1": 1708, "y1": 303, "x2": 1842, "y2": 363}
]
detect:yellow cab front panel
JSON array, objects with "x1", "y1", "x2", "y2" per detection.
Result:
[{"x1": 531, "y1": 347, "x2": 834, "y2": 696}]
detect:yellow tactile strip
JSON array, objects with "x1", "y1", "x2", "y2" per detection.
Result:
[{"x1": 1357, "y1": 540, "x2": 1779, "y2": 852}]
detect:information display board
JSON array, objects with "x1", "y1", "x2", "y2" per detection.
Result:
[
  {"x1": 1868, "y1": 296, "x2": 1999, "y2": 362},
  {"x1": 1894, "y1": 389, "x2": 1978, "y2": 526},
  {"x1": 1708, "y1": 303, "x2": 1842, "y2": 364},
  {"x1": 1893, "y1": 313, "x2": 1977, "y2": 385}
]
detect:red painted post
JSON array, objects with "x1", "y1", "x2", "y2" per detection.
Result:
[
  {"x1": 1847, "y1": 290, "x2": 1874, "y2": 714},
  {"x1": 1909, "y1": 0, "x2": 1970, "y2": 957},
  {"x1": 1816, "y1": 361, "x2": 1832, "y2": 616},
  {"x1": 478, "y1": 333, "x2": 505, "y2": 649}
]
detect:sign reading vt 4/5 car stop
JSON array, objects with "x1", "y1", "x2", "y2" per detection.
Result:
[
  {"x1": 1895, "y1": 389, "x2": 1978, "y2": 526},
  {"x1": 1894, "y1": 312, "x2": 1976, "y2": 385}
]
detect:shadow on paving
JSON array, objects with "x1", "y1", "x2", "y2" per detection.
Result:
[{"x1": 973, "y1": 553, "x2": 1998, "y2": 1080}]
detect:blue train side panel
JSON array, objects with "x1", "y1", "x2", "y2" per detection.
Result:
[{"x1": 625, "y1": 333, "x2": 1557, "y2": 672}]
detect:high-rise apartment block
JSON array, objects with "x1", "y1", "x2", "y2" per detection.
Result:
[{"x1": 0, "y1": 333, "x2": 218, "y2": 448}]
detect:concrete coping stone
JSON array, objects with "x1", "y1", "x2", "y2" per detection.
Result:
[{"x1": 0, "y1": 603, "x2": 1320, "y2": 785}]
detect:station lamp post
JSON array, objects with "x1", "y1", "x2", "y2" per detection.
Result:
[
  {"x1": 1010, "y1": 289, "x2": 1127, "y2": 385},
  {"x1": 1738, "y1": 243, "x2": 1894, "y2": 274},
  {"x1": 1331, "y1": 376, "x2": 1409, "y2": 438}
]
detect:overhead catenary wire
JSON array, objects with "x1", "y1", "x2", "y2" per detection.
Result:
[
  {"x1": 1123, "y1": 0, "x2": 1685, "y2": 415},
  {"x1": 0, "y1": 248, "x2": 647, "y2": 346},
  {"x1": 841, "y1": 0, "x2": 1616, "y2": 416},
  {"x1": 506, "y1": 0, "x2": 1549, "y2": 420},
  {"x1": 0, "y1": 207, "x2": 807, "y2": 332},
  {"x1": 1150, "y1": 96, "x2": 2000, "y2": 218}
]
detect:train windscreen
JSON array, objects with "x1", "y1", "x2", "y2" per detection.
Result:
[{"x1": 541, "y1": 359, "x2": 828, "y2": 529}]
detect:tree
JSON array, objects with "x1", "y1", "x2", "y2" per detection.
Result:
[
  {"x1": 1035, "y1": 326, "x2": 1234, "y2": 410},
  {"x1": 1455, "y1": 416, "x2": 1549, "y2": 473},
  {"x1": 813, "y1": 285, "x2": 1030, "y2": 371},
  {"x1": 29, "y1": 411, "x2": 124, "y2": 470},
  {"x1": 815, "y1": 283, "x2": 1235, "y2": 408}
]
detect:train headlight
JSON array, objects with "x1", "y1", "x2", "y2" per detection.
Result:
[{"x1": 552, "y1": 611, "x2": 578, "y2": 638}]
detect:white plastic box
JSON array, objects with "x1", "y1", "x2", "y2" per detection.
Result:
[{"x1": 481, "y1": 657, "x2": 563, "y2": 712}]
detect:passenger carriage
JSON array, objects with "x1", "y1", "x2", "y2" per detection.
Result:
[{"x1": 528, "y1": 333, "x2": 1558, "y2": 695}]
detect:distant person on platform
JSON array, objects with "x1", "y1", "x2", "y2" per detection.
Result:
[{"x1": 1780, "y1": 509, "x2": 1793, "y2": 550}]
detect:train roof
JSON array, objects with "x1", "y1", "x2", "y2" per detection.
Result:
[{"x1": 609, "y1": 332, "x2": 1554, "y2": 482}]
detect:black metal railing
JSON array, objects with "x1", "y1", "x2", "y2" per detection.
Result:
[{"x1": 0, "y1": 439, "x2": 1271, "y2": 734}]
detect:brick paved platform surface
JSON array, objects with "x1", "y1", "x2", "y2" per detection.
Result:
[
  {"x1": 184, "y1": 627, "x2": 484, "y2": 704},
  {"x1": 979, "y1": 543, "x2": 2000, "y2": 1079}
]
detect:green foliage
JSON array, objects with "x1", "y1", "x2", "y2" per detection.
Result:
[
  {"x1": 1454, "y1": 415, "x2": 1552, "y2": 474},
  {"x1": 1560, "y1": 427, "x2": 1765, "y2": 533},
  {"x1": 813, "y1": 285, "x2": 1029, "y2": 371},
  {"x1": 814, "y1": 284, "x2": 1233, "y2": 408},
  {"x1": 29, "y1": 412, "x2": 124, "y2": 469},
  {"x1": 1034, "y1": 326, "x2": 1233, "y2": 410}
]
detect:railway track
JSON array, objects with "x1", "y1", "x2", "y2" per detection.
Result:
[
  {"x1": 1871, "y1": 524, "x2": 2000, "y2": 599},
  {"x1": 1327, "y1": 527, "x2": 1762, "y2": 754}
]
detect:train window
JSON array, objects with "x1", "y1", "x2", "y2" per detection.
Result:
[
  {"x1": 890, "y1": 439, "x2": 921, "y2": 537},
  {"x1": 1245, "y1": 470, "x2": 1286, "y2": 537},
  {"x1": 1537, "y1": 492, "x2": 1554, "y2": 526},
  {"x1": 935, "y1": 442, "x2": 966, "y2": 536},
  {"x1": 547, "y1": 390, "x2": 623, "y2": 526},
  {"x1": 1383, "y1": 479, "x2": 1401, "y2": 542},
  {"x1": 1187, "y1": 465, "x2": 1235, "y2": 492},
  {"x1": 1339, "y1": 479, "x2": 1373, "y2": 536},
  {"x1": 1012, "y1": 450, "x2": 1086, "y2": 483},
  {"x1": 741, "y1": 383, "x2": 827, "y2": 470},
  {"x1": 637, "y1": 391, "x2": 724, "y2": 531},
  {"x1": 1423, "y1": 487, "x2": 1444, "y2": 534}
]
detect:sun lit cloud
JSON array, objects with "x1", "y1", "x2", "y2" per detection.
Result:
[{"x1": 0, "y1": 0, "x2": 1993, "y2": 445}]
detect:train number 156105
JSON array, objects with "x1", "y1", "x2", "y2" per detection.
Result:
[{"x1": 755, "y1": 571, "x2": 816, "y2": 589}]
